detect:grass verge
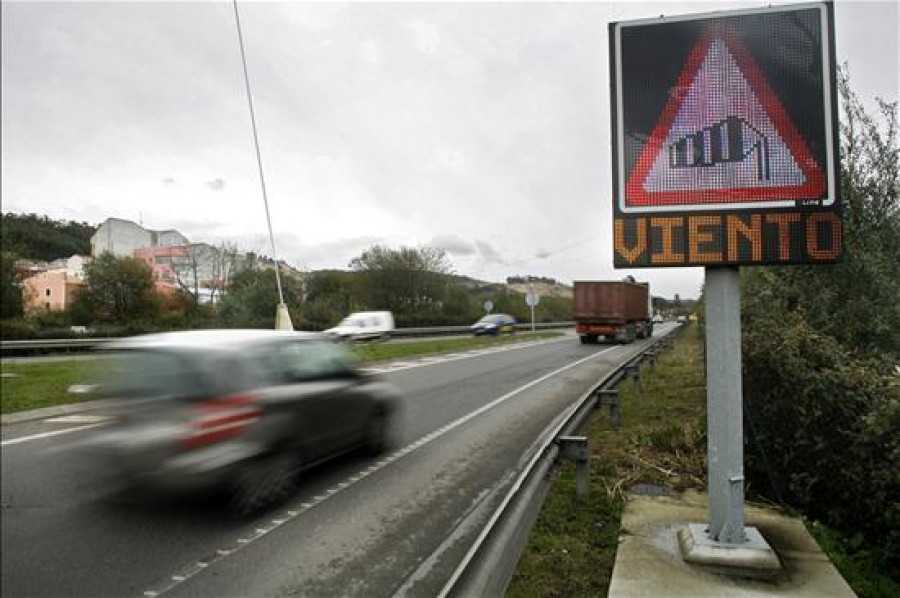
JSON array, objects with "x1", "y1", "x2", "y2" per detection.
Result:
[
  {"x1": 0, "y1": 331, "x2": 564, "y2": 414},
  {"x1": 508, "y1": 325, "x2": 894, "y2": 598},
  {"x1": 0, "y1": 359, "x2": 104, "y2": 414},
  {"x1": 808, "y1": 521, "x2": 900, "y2": 598},
  {"x1": 507, "y1": 324, "x2": 708, "y2": 597}
]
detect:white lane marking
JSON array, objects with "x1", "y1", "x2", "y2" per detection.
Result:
[
  {"x1": 45, "y1": 415, "x2": 112, "y2": 424},
  {"x1": 1, "y1": 423, "x2": 106, "y2": 446},
  {"x1": 369, "y1": 336, "x2": 571, "y2": 375},
  {"x1": 142, "y1": 345, "x2": 615, "y2": 597}
]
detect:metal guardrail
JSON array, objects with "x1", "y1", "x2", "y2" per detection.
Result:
[
  {"x1": 0, "y1": 338, "x2": 109, "y2": 352},
  {"x1": 394, "y1": 321, "x2": 574, "y2": 338},
  {"x1": 0, "y1": 322, "x2": 575, "y2": 355},
  {"x1": 439, "y1": 323, "x2": 686, "y2": 597}
]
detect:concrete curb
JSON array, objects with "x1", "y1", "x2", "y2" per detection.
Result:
[{"x1": 2, "y1": 399, "x2": 121, "y2": 426}]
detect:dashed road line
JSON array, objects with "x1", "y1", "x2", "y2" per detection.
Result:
[
  {"x1": 359, "y1": 336, "x2": 569, "y2": 375},
  {"x1": 45, "y1": 414, "x2": 112, "y2": 424}
]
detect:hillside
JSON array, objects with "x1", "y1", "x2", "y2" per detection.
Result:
[
  {"x1": 506, "y1": 281, "x2": 573, "y2": 299},
  {"x1": 1, "y1": 213, "x2": 96, "y2": 261}
]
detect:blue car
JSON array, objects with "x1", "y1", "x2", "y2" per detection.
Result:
[{"x1": 471, "y1": 314, "x2": 517, "y2": 336}]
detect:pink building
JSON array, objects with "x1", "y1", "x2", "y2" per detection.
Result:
[
  {"x1": 23, "y1": 270, "x2": 84, "y2": 314},
  {"x1": 133, "y1": 245, "x2": 189, "y2": 284}
]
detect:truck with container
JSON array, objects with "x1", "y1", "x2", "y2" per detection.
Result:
[{"x1": 573, "y1": 279, "x2": 653, "y2": 344}]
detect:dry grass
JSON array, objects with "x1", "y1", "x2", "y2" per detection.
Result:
[{"x1": 508, "y1": 325, "x2": 707, "y2": 597}]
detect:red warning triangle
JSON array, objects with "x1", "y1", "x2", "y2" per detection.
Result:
[{"x1": 624, "y1": 25, "x2": 825, "y2": 208}]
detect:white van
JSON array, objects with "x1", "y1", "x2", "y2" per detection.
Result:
[{"x1": 325, "y1": 311, "x2": 395, "y2": 342}]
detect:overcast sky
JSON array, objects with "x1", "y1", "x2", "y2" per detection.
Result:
[{"x1": 2, "y1": 1, "x2": 897, "y2": 299}]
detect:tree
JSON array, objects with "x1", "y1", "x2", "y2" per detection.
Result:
[
  {"x1": 209, "y1": 242, "x2": 240, "y2": 303},
  {"x1": 300, "y1": 270, "x2": 358, "y2": 329},
  {"x1": 170, "y1": 242, "x2": 239, "y2": 305},
  {"x1": 741, "y1": 67, "x2": 899, "y2": 573},
  {"x1": 0, "y1": 212, "x2": 95, "y2": 261},
  {"x1": 0, "y1": 253, "x2": 24, "y2": 319},
  {"x1": 75, "y1": 252, "x2": 161, "y2": 323},
  {"x1": 218, "y1": 267, "x2": 304, "y2": 328},
  {"x1": 349, "y1": 245, "x2": 453, "y2": 319}
]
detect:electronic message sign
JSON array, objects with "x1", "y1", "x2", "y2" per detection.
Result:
[{"x1": 610, "y1": 2, "x2": 840, "y2": 268}]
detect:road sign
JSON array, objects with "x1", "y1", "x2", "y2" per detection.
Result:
[
  {"x1": 483, "y1": 300, "x2": 493, "y2": 314},
  {"x1": 525, "y1": 291, "x2": 539, "y2": 332},
  {"x1": 611, "y1": 2, "x2": 840, "y2": 268}
]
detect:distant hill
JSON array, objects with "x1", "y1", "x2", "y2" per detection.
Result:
[
  {"x1": 1, "y1": 212, "x2": 96, "y2": 261},
  {"x1": 506, "y1": 281, "x2": 573, "y2": 299}
]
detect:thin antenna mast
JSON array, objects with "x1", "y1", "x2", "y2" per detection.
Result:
[{"x1": 232, "y1": 0, "x2": 292, "y2": 329}]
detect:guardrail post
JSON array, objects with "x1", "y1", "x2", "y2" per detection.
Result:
[
  {"x1": 558, "y1": 436, "x2": 590, "y2": 501},
  {"x1": 645, "y1": 350, "x2": 656, "y2": 374},
  {"x1": 597, "y1": 389, "x2": 621, "y2": 430},
  {"x1": 625, "y1": 364, "x2": 643, "y2": 393}
]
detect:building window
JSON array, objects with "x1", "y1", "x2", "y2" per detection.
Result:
[
  {"x1": 156, "y1": 256, "x2": 172, "y2": 264},
  {"x1": 45, "y1": 288, "x2": 51, "y2": 297}
]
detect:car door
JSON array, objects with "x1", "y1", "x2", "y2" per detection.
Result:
[{"x1": 262, "y1": 340, "x2": 369, "y2": 458}]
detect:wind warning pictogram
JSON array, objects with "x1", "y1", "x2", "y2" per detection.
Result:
[{"x1": 624, "y1": 26, "x2": 826, "y2": 209}]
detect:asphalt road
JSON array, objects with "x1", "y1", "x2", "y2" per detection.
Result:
[{"x1": 1, "y1": 325, "x2": 676, "y2": 597}]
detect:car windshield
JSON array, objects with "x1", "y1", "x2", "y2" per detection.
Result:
[
  {"x1": 478, "y1": 314, "x2": 507, "y2": 324},
  {"x1": 339, "y1": 317, "x2": 364, "y2": 327}
]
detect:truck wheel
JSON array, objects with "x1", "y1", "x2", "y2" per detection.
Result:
[{"x1": 579, "y1": 336, "x2": 589, "y2": 344}]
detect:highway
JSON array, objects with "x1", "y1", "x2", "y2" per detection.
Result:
[{"x1": 1, "y1": 325, "x2": 675, "y2": 597}]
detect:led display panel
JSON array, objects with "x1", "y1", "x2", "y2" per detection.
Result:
[{"x1": 610, "y1": 2, "x2": 841, "y2": 268}]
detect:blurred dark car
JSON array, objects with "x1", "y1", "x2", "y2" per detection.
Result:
[
  {"x1": 470, "y1": 313, "x2": 517, "y2": 336},
  {"x1": 81, "y1": 330, "x2": 401, "y2": 514}
]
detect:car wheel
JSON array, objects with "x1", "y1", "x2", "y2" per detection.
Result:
[
  {"x1": 363, "y1": 412, "x2": 391, "y2": 456},
  {"x1": 229, "y1": 453, "x2": 299, "y2": 517}
]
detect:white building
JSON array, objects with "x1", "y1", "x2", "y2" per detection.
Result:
[
  {"x1": 47, "y1": 255, "x2": 92, "y2": 278},
  {"x1": 90, "y1": 218, "x2": 189, "y2": 257}
]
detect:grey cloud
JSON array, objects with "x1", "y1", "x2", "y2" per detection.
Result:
[
  {"x1": 162, "y1": 176, "x2": 176, "y2": 186},
  {"x1": 535, "y1": 248, "x2": 550, "y2": 259},
  {"x1": 475, "y1": 240, "x2": 506, "y2": 264},
  {"x1": 205, "y1": 178, "x2": 225, "y2": 191},
  {"x1": 431, "y1": 234, "x2": 476, "y2": 256}
]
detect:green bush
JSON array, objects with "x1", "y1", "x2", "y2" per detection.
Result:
[
  {"x1": 741, "y1": 69, "x2": 899, "y2": 582},
  {"x1": 742, "y1": 310, "x2": 899, "y2": 569}
]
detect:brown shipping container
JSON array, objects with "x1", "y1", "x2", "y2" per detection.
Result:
[{"x1": 573, "y1": 281, "x2": 649, "y2": 322}]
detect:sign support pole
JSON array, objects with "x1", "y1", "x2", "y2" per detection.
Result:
[
  {"x1": 678, "y1": 266, "x2": 778, "y2": 574},
  {"x1": 704, "y1": 266, "x2": 745, "y2": 543}
]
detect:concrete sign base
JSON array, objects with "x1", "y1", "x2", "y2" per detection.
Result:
[{"x1": 678, "y1": 523, "x2": 780, "y2": 579}]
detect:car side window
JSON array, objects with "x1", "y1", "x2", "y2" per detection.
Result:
[
  {"x1": 106, "y1": 350, "x2": 205, "y2": 399},
  {"x1": 276, "y1": 340, "x2": 356, "y2": 382},
  {"x1": 195, "y1": 353, "x2": 254, "y2": 394}
]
